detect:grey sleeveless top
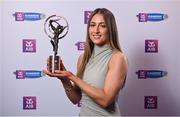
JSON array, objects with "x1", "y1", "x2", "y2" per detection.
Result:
[{"x1": 79, "y1": 44, "x2": 121, "y2": 116}]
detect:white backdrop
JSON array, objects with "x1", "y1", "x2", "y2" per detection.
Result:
[
  {"x1": 0, "y1": 3, "x2": 2, "y2": 115},
  {"x1": 1, "y1": 0, "x2": 180, "y2": 116}
]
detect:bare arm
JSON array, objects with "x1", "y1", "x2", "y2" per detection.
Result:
[
  {"x1": 51, "y1": 51, "x2": 128, "y2": 108},
  {"x1": 44, "y1": 55, "x2": 83, "y2": 104},
  {"x1": 59, "y1": 78, "x2": 81, "y2": 104}
]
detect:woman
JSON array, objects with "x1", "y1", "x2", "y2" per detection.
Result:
[{"x1": 44, "y1": 8, "x2": 128, "y2": 116}]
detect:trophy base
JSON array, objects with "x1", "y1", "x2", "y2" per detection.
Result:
[{"x1": 48, "y1": 55, "x2": 60, "y2": 73}]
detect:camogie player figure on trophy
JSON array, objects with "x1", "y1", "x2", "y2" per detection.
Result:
[{"x1": 44, "y1": 15, "x2": 69, "y2": 73}]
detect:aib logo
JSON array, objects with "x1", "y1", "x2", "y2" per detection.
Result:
[
  {"x1": 13, "y1": 12, "x2": 45, "y2": 21},
  {"x1": 23, "y1": 39, "x2": 36, "y2": 52},
  {"x1": 84, "y1": 11, "x2": 92, "y2": 24},
  {"x1": 23, "y1": 96, "x2": 36, "y2": 110},
  {"x1": 144, "y1": 96, "x2": 157, "y2": 109},
  {"x1": 145, "y1": 40, "x2": 158, "y2": 53},
  {"x1": 75, "y1": 41, "x2": 85, "y2": 51},
  {"x1": 137, "y1": 13, "x2": 168, "y2": 22}
]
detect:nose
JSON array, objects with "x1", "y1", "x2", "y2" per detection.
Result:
[{"x1": 94, "y1": 25, "x2": 100, "y2": 33}]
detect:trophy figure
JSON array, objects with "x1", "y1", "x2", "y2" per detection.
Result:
[{"x1": 44, "y1": 15, "x2": 69, "y2": 73}]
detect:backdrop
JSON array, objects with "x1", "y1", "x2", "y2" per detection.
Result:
[
  {"x1": 1, "y1": 0, "x2": 180, "y2": 116},
  {"x1": 0, "y1": 3, "x2": 2, "y2": 115}
]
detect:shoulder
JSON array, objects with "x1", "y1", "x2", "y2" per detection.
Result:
[
  {"x1": 111, "y1": 51, "x2": 127, "y2": 62},
  {"x1": 109, "y1": 51, "x2": 128, "y2": 69}
]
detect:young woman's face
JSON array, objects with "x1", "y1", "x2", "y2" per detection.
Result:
[{"x1": 89, "y1": 13, "x2": 109, "y2": 46}]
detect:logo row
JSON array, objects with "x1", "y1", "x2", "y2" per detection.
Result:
[
  {"x1": 84, "y1": 11, "x2": 168, "y2": 23},
  {"x1": 23, "y1": 96, "x2": 81, "y2": 109},
  {"x1": 13, "y1": 69, "x2": 167, "y2": 79},
  {"x1": 21, "y1": 39, "x2": 85, "y2": 53},
  {"x1": 22, "y1": 96, "x2": 158, "y2": 110},
  {"x1": 13, "y1": 12, "x2": 168, "y2": 23},
  {"x1": 21, "y1": 39, "x2": 160, "y2": 53}
]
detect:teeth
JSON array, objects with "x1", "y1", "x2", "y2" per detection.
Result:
[{"x1": 93, "y1": 35, "x2": 101, "y2": 39}]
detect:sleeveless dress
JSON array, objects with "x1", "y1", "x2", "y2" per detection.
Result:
[{"x1": 79, "y1": 44, "x2": 121, "y2": 116}]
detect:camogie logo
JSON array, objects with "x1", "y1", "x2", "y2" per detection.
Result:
[
  {"x1": 136, "y1": 70, "x2": 167, "y2": 79},
  {"x1": 13, "y1": 12, "x2": 45, "y2": 21},
  {"x1": 137, "y1": 13, "x2": 168, "y2": 22},
  {"x1": 14, "y1": 70, "x2": 45, "y2": 79}
]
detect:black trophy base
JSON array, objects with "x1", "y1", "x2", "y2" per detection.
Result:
[{"x1": 48, "y1": 55, "x2": 60, "y2": 73}]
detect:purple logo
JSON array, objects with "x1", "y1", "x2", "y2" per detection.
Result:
[
  {"x1": 144, "y1": 96, "x2": 158, "y2": 109},
  {"x1": 136, "y1": 70, "x2": 147, "y2": 79},
  {"x1": 15, "y1": 70, "x2": 25, "y2": 79},
  {"x1": 137, "y1": 13, "x2": 148, "y2": 22},
  {"x1": 137, "y1": 13, "x2": 168, "y2": 22},
  {"x1": 84, "y1": 11, "x2": 92, "y2": 24},
  {"x1": 75, "y1": 42, "x2": 85, "y2": 51},
  {"x1": 145, "y1": 40, "x2": 158, "y2": 53},
  {"x1": 14, "y1": 70, "x2": 45, "y2": 79},
  {"x1": 13, "y1": 12, "x2": 45, "y2": 21},
  {"x1": 23, "y1": 96, "x2": 36, "y2": 110},
  {"x1": 14, "y1": 12, "x2": 24, "y2": 21},
  {"x1": 23, "y1": 39, "x2": 36, "y2": 52},
  {"x1": 136, "y1": 70, "x2": 167, "y2": 79}
]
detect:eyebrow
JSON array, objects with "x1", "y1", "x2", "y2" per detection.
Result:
[{"x1": 90, "y1": 21, "x2": 106, "y2": 24}]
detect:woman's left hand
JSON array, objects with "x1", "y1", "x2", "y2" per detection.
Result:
[{"x1": 43, "y1": 69, "x2": 74, "y2": 80}]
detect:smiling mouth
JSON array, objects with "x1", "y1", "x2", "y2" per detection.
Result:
[{"x1": 93, "y1": 35, "x2": 101, "y2": 39}]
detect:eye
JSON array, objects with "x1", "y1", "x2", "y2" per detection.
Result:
[
  {"x1": 100, "y1": 24, "x2": 106, "y2": 28},
  {"x1": 89, "y1": 24, "x2": 95, "y2": 27},
  {"x1": 99, "y1": 23, "x2": 106, "y2": 28}
]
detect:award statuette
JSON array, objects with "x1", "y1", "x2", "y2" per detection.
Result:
[{"x1": 44, "y1": 15, "x2": 69, "y2": 73}]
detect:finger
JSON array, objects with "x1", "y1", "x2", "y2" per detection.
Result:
[
  {"x1": 43, "y1": 70, "x2": 55, "y2": 77},
  {"x1": 55, "y1": 70, "x2": 68, "y2": 76},
  {"x1": 43, "y1": 70, "x2": 51, "y2": 75},
  {"x1": 54, "y1": 70, "x2": 66, "y2": 74},
  {"x1": 52, "y1": 72, "x2": 66, "y2": 77},
  {"x1": 43, "y1": 70, "x2": 49, "y2": 76}
]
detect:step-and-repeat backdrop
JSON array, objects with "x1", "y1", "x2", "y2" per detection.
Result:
[
  {"x1": 0, "y1": 3, "x2": 2, "y2": 115},
  {"x1": 1, "y1": 0, "x2": 180, "y2": 116}
]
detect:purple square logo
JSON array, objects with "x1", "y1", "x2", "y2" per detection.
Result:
[
  {"x1": 84, "y1": 11, "x2": 92, "y2": 24},
  {"x1": 23, "y1": 39, "x2": 36, "y2": 52},
  {"x1": 75, "y1": 41, "x2": 85, "y2": 51},
  {"x1": 138, "y1": 13, "x2": 148, "y2": 22},
  {"x1": 145, "y1": 40, "x2": 158, "y2": 53},
  {"x1": 144, "y1": 96, "x2": 157, "y2": 109},
  {"x1": 16, "y1": 70, "x2": 25, "y2": 79},
  {"x1": 137, "y1": 70, "x2": 147, "y2": 79},
  {"x1": 15, "y1": 12, "x2": 24, "y2": 21},
  {"x1": 23, "y1": 96, "x2": 36, "y2": 110}
]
